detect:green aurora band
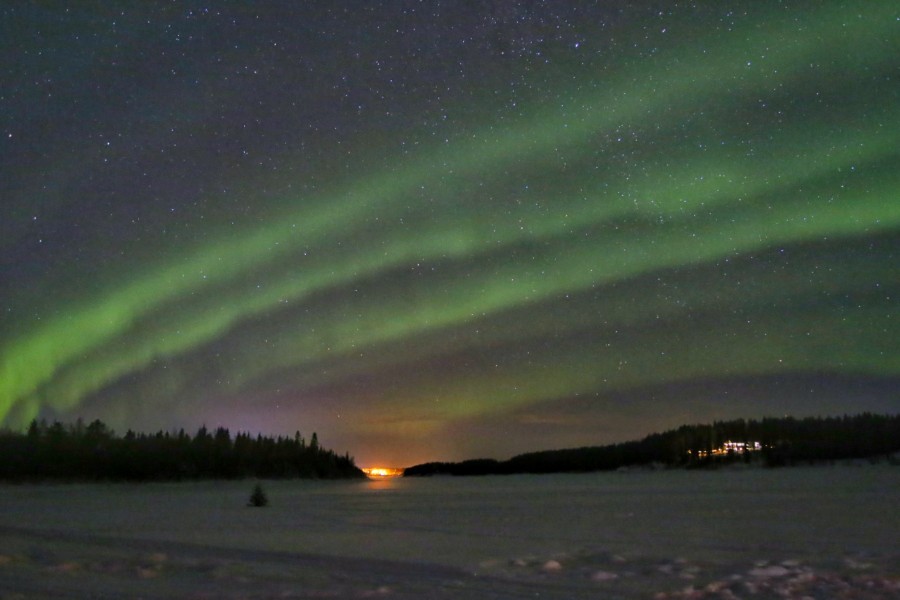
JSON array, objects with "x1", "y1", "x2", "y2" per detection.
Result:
[{"x1": 1, "y1": 3, "x2": 898, "y2": 441}]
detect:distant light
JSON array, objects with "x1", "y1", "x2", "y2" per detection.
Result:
[{"x1": 362, "y1": 467, "x2": 403, "y2": 478}]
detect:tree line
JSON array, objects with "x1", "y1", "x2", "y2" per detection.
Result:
[
  {"x1": 404, "y1": 413, "x2": 900, "y2": 476},
  {"x1": 0, "y1": 419, "x2": 365, "y2": 481}
]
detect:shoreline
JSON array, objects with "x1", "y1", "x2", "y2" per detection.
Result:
[{"x1": 404, "y1": 454, "x2": 900, "y2": 477}]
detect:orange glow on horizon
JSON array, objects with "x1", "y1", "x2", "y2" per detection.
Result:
[{"x1": 362, "y1": 467, "x2": 404, "y2": 478}]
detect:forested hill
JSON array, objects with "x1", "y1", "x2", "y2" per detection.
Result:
[
  {"x1": 0, "y1": 419, "x2": 366, "y2": 481},
  {"x1": 404, "y1": 413, "x2": 900, "y2": 476}
]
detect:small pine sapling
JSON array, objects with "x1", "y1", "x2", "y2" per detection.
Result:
[{"x1": 247, "y1": 482, "x2": 268, "y2": 507}]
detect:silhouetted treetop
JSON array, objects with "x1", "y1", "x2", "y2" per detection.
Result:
[
  {"x1": 0, "y1": 419, "x2": 365, "y2": 482},
  {"x1": 404, "y1": 413, "x2": 900, "y2": 476}
]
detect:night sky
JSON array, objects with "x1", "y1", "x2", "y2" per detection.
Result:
[{"x1": 2, "y1": 2, "x2": 897, "y2": 467}]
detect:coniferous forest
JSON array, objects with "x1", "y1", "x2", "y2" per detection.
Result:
[
  {"x1": 404, "y1": 413, "x2": 900, "y2": 476},
  {"x1": 0, "y1": 419, "x2": 365, "y2": 481}
]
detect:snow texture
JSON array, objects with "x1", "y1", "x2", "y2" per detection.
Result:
[{"x1": 0, "y1": 466, "x2": 897, "y2": 598}]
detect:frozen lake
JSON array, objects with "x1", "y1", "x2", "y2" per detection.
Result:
[{"x1": 1, "y1": 465, "x2": 898, "y2": 598}]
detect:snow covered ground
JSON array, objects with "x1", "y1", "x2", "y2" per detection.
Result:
[{"x1": 1, "y1": 465, "x2": 897, "y2": 598}]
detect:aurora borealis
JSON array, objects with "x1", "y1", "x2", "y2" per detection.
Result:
[{"x1": 2, "y1": 2, "x2": 897, "y2": 465}]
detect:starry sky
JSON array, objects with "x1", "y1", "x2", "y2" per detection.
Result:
[{"x1": 2, "y1": 2, "x2": 898, "y2": 466}]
